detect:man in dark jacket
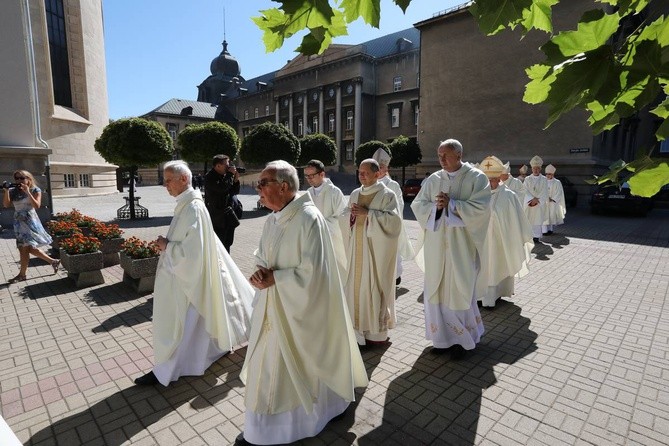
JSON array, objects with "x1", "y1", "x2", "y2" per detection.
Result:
[{"x1": 204, "y1": 154, "x2": 240, "y2": 252}]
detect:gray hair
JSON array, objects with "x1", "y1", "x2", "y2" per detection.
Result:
[
  {"x1": 439, "y1": 139, "x2": 463, "y2": 155},
  {"x1": 265, "y1": 160, "x2": 299, "y2": 192},
  {"x1": 360, "y1": 158, "x2": 380, "y2": 173},
  {"x1": 164, "y1": 160, "x2": 192, "y2": 184}
]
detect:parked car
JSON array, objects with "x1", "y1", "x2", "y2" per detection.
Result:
[
  {"x1": 590, "y1": 181, "x2": 653, "y2": 216},
  {"x1": 556, "y1": 176, "x2": 578, "y2": 208},
  {"x1": 402, "y1": 178, "x2": 423, "y2": 201}
]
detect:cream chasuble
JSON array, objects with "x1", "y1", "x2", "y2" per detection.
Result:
[
  {"x1": 477, "y1": 185, "x2": 534, "y2": 306},
  {"x1": 410, "y1": 163, "x2": 491, "y2": 310},
  {"x1": 340, "y1": 183, "x2": 401, "y2": 337},
  {"x1": 545, "y1": 178, "x2": 566, "y2": 225},
  {"x1": 503, "y1": 175, "x2": 526, "y2": 206},
  {"x1": 308, "y1": 178, "x2": 348, "y2": 275},
  {"x1": 241, "y1": 193, "x2": 368, "y2": 415},
  {"x1": 153, "y1": 188, "x2": 253, "y2": 364},
  {"x1": 378, "y1": 174, "x2": 415, "y2": 259},
  {"x1": 523, "y1": 174, "x2": 549, "y2": 226}
]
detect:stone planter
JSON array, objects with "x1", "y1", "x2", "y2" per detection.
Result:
[
  {"x1": 120, "y1": 252, "x2": 159, "y2": 294},
  {"x1": 59, "y1": 249, "x2": 104, "y2": 288},
  {"x1": 99, "y1": 237, "x2": 124, "y2": 267}
]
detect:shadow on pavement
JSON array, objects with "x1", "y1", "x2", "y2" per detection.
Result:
[
  {"x1": 84, "y1": 282, "x2": 145, "y2": 306},
  {"x1": 18, "y1": 277, "x2": 75, "y2": 300},
  {"x1": 114, "y1": 216, "x2": 173, "y2": 229},
  {"x1": 531, "y1": 242, "x2": 554, "y2": 261},
  {"x1": 356, "y1": 302, "x2": 537, "y2": 445},
  {"x1": 26, "y1": 353, "x2": 245, "y2": 446},
  {"x1": 92, "y1": 298, "x2": 152, "y2": 333},
  {"x1": 320, "y1": 342, "x2": 392, "y2": 445}
]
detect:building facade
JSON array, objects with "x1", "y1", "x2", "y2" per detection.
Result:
[
  {"x1": 216, "y1": 29, "x2": 421, "y2": 172},
  {"x1": 416, "y1": 0, "x2": 669, "y2": 200},
  {"x1": 0, "y1": 0, "x2": 116, "y2": 213}
]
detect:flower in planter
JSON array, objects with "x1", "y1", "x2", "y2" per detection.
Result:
[
  {"x1": 121, "y1": 237, "x2": 160, "y2": 259},
  {"x1": 46, "y1": 220, "x2": 82, "y2": 237},
  {"x1": 54, "y1": 209, "x2": 85, "y2": 225},
  {"x1": 77, "y1": 215, "x2": 100, "y2": 228},
  {"x1": 60, "y1": 234, "x2": 101, "y2": 255},
  {"x1": 91, "y1": 222, "x2": 124, "y2": 240}
]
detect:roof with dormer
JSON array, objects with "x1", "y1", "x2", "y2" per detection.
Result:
[{"x1": 143, "y1": 98, "x2": 217, "y2": 119}]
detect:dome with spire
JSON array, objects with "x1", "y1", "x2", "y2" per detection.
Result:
[{"x1": 210, "y1": 41, "x2": 240, "y2": 77}]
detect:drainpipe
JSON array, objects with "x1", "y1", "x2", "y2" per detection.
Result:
[{"x1": 22, "y1": 0, "x2": 53, "y2": 216}]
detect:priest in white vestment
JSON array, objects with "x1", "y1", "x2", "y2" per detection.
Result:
[
  {"x1": 340, "y1": 159, "x2": 402, "y2": 346},
  {"x1": 542, "y1": 164, "x2": 566, "y2": 235},
  {"x1": 238, "y1": 161, "x2": 368, "y2": 446},
  {"x1": 501, "y1": 162, "x2": 525, "y2": 206},
  {"x1": 476, "y1": 156, "x2": 533, "y2": 308},
  {"x1": 411, "y1": 139, "x2": 491, "y2": 359},
  {"x1": 304, "y1": 159, "x2": 348, "y2": 276},
  {"x1": 524, "y1": 156, "x2": 549, "y2": 243},
  {"x1": 372, "y1": 148, "x2": 415, "y2": 285},
  {"x1": 134, "y1": 161, "x2": 253, "y2": 387},
  {"x1": 518, "y1": 164, "x2": 528, "y2": 182}
]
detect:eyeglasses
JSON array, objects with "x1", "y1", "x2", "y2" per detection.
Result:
[
  {"x1": 256, "y1": 179, "x2": 279, "y2": 189},
  {"x1": 14, "y1": 176, "x2": 26, "y2": 181},
  {"x1": 304, "y1": 172, "x2": 323, "y2": 179}
]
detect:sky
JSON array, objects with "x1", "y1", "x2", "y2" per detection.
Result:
[{"x1": 103, "y1": 0, "x2": 464, "y2": 120}]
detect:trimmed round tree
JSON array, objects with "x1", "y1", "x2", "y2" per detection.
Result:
[
  {"x1": 177, "y1": 121, "x2": 239, "y2": 164},
  {"x1": 95, "y1": 118, "x2": 174, "y2": 219},
  {"x1": 389, "y1": 135, "x2": 422, "y2": 186},
  {"x1": 297, "y1": 133, "x2": 337, "y2": 167},
  {"x1": 355, "y1": 140, "x2": 390, "y2": 166},
  {"x1": 240, "y1": 122, "x2": 300, "y2": 166}
]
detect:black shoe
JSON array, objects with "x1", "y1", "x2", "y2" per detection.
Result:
[
  {"x1": 134, "y1": 371, "x2": 158, "y2": 386},
  {"x1": 235, "y1": 433, "x2": 257, "y2": 446},
  {"x1": 546, "y1": 230, "x2": 554, "y2": 235},
  {"x1": 430, "y1": 346, "x2": 451, "y2": 355},
  {"x1": 533, "y1": 237, "x2": 540, "y2": 243},
  {"x1": 396, "y1": 277, "x2": 401, "y2": 286},
  {"x1": 450, "y1": 345, "x2": 467, "y2": 360}
]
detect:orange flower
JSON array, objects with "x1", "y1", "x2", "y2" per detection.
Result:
[
  {"x1": 121, "y1": 237, "x2": 160, "y2": 259},
  {"x1": 60, "y1": 234, "x2": 101, "y2": 255}
]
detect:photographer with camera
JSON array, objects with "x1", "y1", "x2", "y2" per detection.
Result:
[
  {"x1": 204, "y1": 154, "x2": 243, "y2": 253},
  {"x1": 2, "y1": 170, "x2": 60, "y2": 283}
]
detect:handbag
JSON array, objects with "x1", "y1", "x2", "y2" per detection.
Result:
[{"x1": 223, "y1": 205, "x2": 240, "y2": 228}]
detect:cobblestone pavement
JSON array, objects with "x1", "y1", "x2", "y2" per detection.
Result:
[{"x1": 0, "y1": 186, "x2": 668, "y2": 445}]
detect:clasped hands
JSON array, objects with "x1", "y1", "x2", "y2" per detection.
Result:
[
  {"x1": 155, "y1": 235, "x2": 169, "y2": 252},
  {"x1": 528, "y1": 197, "x2": 540, "y2": 207},
  {"x1": 250, "y1": 265, "x2": 275, "y2": 290},
  {"x1": 436, "y1": 192, "x2": 450, "y2": 210},
  {"x1": 350, "y1": 203, "x2": 369, "y2": 216}
]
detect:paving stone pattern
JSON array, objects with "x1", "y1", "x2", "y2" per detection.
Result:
[{"x1": 0, "y1": 186, "x2": 667, "y2": 445}]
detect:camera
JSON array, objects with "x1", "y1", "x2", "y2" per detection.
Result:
[
  {"x1": 230, "y1": 166, "x2": 246, "y2": 174},
  {"x1": 2, "y1": 181, "x2": 19, "y2": 189}
]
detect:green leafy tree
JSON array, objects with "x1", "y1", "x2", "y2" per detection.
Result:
[
  {"x1": 240, "y1": 122, "x2": 301, "y2": 166},
  {"x1": 254, "y1": 0, "x2": 669, "y2": 196},
  {"x1": 298, "y1": 133, "x2": 337, "y2": 166},
  {"x1": 177, "y1": 121, "x2": 239, "y2": 164},
  {"x1": 389, "y1": 135, "x2": 422, "y2": 185},
  {"x1": 355, "y1": 140, "x2": 390, "y2": 166},
  {"x1": 95, "y1": 118, "x2": 174, "y2": 219}
]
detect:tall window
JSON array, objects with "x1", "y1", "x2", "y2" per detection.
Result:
[
  {"x1": 328, "y1": 113, "x2": 335, "y2": 132},
  {"x1": 63, "y1": 174, "x2": 76, "y2": 188},
  {"x1": 414, "y1": 105, "x2": 419, "y2": 126},
  {"x1": 393, "y1": 76, "x2": 402, "y2": 92},
  {"x1": 166, "y1": 123, "x2": 178, "y2": 140},
  {"x1": 661, "y1": 139, "x2": 669, "y2": 153},
  {"x1": 298, "y1": 118, "x2": 303, "y2": 136},
  {"x1": 45, "y1": 0, "x2": 72, "y2": 107},
  {"x1": 345, "y1": 143, "x2": 354, "y2": 161},
  {"x1": 244, "y1": 110, "x2": 249, "y2": 120},
  {"x1": 312, "y1": 116, "x2": 319, "y2": 133},
  {"x1": 79, "y1": 174, "x2": 90, "y2": 187},
  {"x1": 254, "y1": 108, "x2": 259, "y2": 118},
  {"x1": 391, "y1": 107, "x2": 400, "y2": 128},
  {"x1": 265, "y1": 105, "x2": 270, "y2": 116},
  {"x1": 346, "y1": 111, "x2": 354, "y2": 130}
]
